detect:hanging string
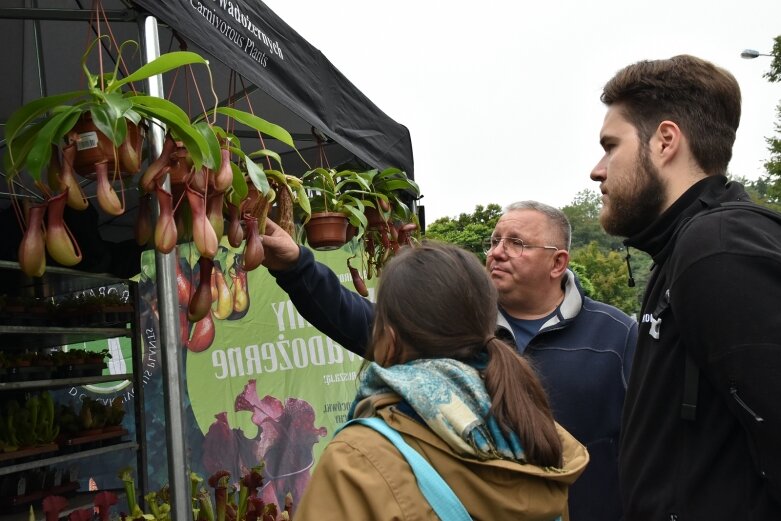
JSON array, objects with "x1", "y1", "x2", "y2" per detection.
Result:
[
  {"x1": 96, "y1": 1, "x2": 136, "y2": 94},
  {"x1": 314, "y1": 128, "x2": 330, "y2": 169},
  {"x1": 237, "y1": 76, "x2": 274, "y2": 172}
]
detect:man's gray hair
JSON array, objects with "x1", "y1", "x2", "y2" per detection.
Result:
[{"x1": 504, "y1": 201, "x2": 571, "y2": 251}]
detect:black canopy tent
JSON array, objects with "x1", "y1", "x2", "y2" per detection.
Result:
[
  {"x1": 0, "y1": 0, "x2": 415, "y2": 240},
  {"x1": 0, "y1": 1, "x2": 414, "y2": 516}
]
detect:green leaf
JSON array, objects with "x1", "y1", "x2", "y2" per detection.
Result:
[
  {"x1": 26, "y1": 107, "x2": 81, "y2": 180},
  {"x1": 214, "y1": 107, "x2": 296, "y2": 149},
  {"x1": 377, "y1": 178, "x2": 420, "y2": 195},
  {"x1": 4, "y1": 91, "x2": 86, "y2": 146},
  {"x1": 4, "y1": 120, "x2": 46, "y2": 176},
  {"x1": 263, "y1": 169, "x2": 287, "y2": 186},
  {"x1": 130, "y1": 95, "x2": 191, "y2": 125},
  {"x1": 193, "y1": 121, "x2": 221, "y2": 171},
  {"x1": 89, "y1": 104, "x2": 128, "y2": 147},
  {"x1": 245, "y1": 159, "x2": 270, "y2": 196},
  {"x1": 292, "y1": 182, "x2": 311, "y2": 220},
  {"x1": 229, "y1": 162, "x2": 249, "y2": 201},
  {"x1": 247, "y1": 149, "x2": 284, "y2": 170},
  {"x1": 341, "y1": 199, "x2": 367, "y2": 229},
  {"x1": 133, "y1": 104, "x2": 209, "y2": 171},
  {"x1": 111, "y1": 51, "x2": 209, "y2": 91}
]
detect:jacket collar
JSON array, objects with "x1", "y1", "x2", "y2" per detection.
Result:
[
  {"x1": 495, "y1": 269, "x2": 584, "y2": 343},
  {"x1": 624, "y1": 175, "x2": 748, "y2": 264}
]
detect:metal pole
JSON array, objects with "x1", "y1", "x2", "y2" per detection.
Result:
[{"x1": 142, "y1": 15, "x2": 191, "y2": 521}]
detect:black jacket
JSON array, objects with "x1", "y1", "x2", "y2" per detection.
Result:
[
  {"x1": 272, "y1": 249, "x2": 637, "y2": 521},
  {"x1": 622, "y1": 176, "x2": 781, "y2": 520}
]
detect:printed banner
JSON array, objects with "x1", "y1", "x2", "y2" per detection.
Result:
[{"x1": 63, "y1": 241, "x2": 375, "y2": 507}]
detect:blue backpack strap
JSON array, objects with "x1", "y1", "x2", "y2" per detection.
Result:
[{"x1": 337, "y1": 417, "x2": 472, "y2": 521}]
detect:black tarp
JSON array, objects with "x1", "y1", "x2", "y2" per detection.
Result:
[{"x1": 0, "y1": 0, "x2": 414, "y2": 245}]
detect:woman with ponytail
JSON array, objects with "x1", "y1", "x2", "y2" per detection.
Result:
[{"x1": 296, "y1": 243, "x2": 588, "y2": 520}]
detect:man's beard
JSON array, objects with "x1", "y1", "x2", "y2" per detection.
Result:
[{"x1": 601, "y1": 146, "x2": 666, "y2": 237}]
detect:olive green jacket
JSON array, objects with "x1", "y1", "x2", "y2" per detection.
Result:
[{"x1": 295, "y1": 394, "x2": 589, "y2": 521}]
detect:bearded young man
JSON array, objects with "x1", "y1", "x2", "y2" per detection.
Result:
[
  {"x1": 591, "y1": 54, "x2": 781, "y2": 519},
  {"x1": 261, "y1": 201, "x2": 637, "y2": 521}
]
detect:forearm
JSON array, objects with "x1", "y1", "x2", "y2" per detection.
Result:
[{"x1": 270, "y1": 247, "x2": 374, "y2": 356}]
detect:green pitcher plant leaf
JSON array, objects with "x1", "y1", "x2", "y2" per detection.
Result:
[
  {"x1": 247, "y1": 148, "x2": 284, "y2": 171},
  {"x1": 292, "y1": 181, "x2": 311, "y2": 222},
  {"x1": 193, "y1": 120, "x2": 222, "y2": 171},
  {"x1": 213, "y1": 107, "x2": 296, "y2": 149},
  {"x1": 263, "y1": 169, "x2": 287, "y2": 186},
  {"x1": 111, "y1": 51, "x2": 209, "y2": 91},
  {"x1": 4, "y1": 121, "x2": 46, "y2": 177},
  {"x1": 244, "y1": 156, "x2": 270, "y2": 197},
  {"x1": 133, "y1": 104, "x2": 209, "y2": 171},
  {"x1": 4, "y1": 91, "x2": 86, "y2": 149},
  {"x1": 26, "y1": 107, "x2": 81, "y2": 180},
  {"x1": 129, "y1": 95, "x2": 191, "y2": 126},
  {"x1": 229, "y1": 162, "x2": 249, "y2": 201},
  {"x1": 89, "y1": 104, "x2": 128, "y2": 147}
]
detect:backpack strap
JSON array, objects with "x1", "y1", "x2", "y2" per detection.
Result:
[
  {"x1": 337, "y1": 417, "x2": 473, "y2": 521},
  {"x1": 681, "y1": 353, "x2": 699, "y2": 421}
]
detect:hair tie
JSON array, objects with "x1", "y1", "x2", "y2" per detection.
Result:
[{"x1": 484, "y1": 335, "x2": 497, "y2": 347}]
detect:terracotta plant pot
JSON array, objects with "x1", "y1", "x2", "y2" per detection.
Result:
[
  {"x1": 71, "y1": 114, "x2": 144, "y2": 179},
  {"x1": 304, "y1": 212, "x2": 349, "y2": 250}
]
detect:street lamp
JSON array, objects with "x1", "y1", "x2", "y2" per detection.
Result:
[{"x1": 741, "y1": 49, "x2": 773, "y2": 59}]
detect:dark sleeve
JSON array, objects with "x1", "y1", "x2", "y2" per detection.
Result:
[
  {"x1": 672, "y1": 212, "x2": 781, "y2": 503},
  {"x1": 269, "y1": 247, "x2": 374, "y2": 356}
]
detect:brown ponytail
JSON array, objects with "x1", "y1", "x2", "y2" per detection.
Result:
[{"x1": 484, "y1": 338, "x2": 562, "y2": 467}]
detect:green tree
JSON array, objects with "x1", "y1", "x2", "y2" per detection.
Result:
[
  {"x1": 761, "y1": 35, "x2": 781, "y2": 202},
  {"x1": 731, "y1": 175, "x2": 781, "y2": 212},
  {"x1": 569, "y1": 261, "x2": 596, "y2": 298},
  {"x1": 561, "y1": 190, "x2": 623, "y2": 250},
  {"x1": 424, "y1": 204, "x2": 502, "y2": 261},
  {"x1": 571, "y1": 242, "x2": 639, "y2": 316}
]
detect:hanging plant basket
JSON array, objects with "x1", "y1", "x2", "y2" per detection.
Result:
[
  {"x1": 304, "y1": 212, "x2": 349, "y2": 250},
  {"x1": 71, "y1": 113, "x2": 145, "y2": 178}
]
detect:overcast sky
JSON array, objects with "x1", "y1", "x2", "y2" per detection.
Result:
[{"x1": 266, "y1": 0, "x2": 781, "y2": 223}]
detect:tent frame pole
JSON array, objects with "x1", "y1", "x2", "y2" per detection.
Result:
[
  {"x1": 0, "y1": 7, "x2": 136, "y2": 22},
  {"x1": 142, "y1": 15, "x2": 191, "y2": 521}
]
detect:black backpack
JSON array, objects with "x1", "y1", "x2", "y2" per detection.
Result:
[{"x1": 649, "y1": 201, "x2": 781, "y2": 420}]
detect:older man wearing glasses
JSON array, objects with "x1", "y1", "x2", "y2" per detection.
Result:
[
  {"x1": 484, "y1": 201, "x2": 637, "y2": 521},
  {"x1": 262, "y1": 200, "x2": 636, "y2": 521}
]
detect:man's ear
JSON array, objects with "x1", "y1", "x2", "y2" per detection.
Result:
[
  {"x1": 551, "y1": 249, "x2": 570, "y2": 279},
  {"x1": 655, "y1": 120, "x2": 683, "y2": 165}
]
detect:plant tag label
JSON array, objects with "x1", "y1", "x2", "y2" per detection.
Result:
[
  {"x1": 76, "y1": 131, "x2": 99, "y2": 151},
  {"x1": 54, "y1": 468, "x2": 63, "y2": 486},
  {"x1": 17, "y1": 476, "x2": 25, "y2": 496},
  {"x1": 69, "y1": 465, "x2": 79, "y2": 482}
]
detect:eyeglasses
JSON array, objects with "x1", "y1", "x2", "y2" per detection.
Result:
[{"x1": 482, "y1": 237, "x2": 559, "y2": 257}]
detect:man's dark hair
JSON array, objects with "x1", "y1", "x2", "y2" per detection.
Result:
[{"x1": 601, "y1": 54, "x2": 741, "y2": 176}]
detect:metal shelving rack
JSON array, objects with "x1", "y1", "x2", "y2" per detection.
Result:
[{"x1": 0, "y1": 261, "x2": 147, "y2": 516}]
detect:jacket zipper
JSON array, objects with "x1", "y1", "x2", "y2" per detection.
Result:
[{"x1": 730, "y1": 386, "x2": 764, "y2": 422}]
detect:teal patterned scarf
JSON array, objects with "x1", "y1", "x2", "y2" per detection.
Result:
[{"x1": 349, "y1": 358, "x2": 526, "y2": 462}]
